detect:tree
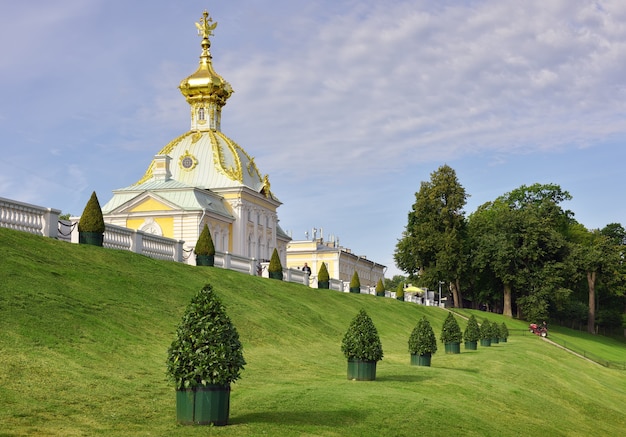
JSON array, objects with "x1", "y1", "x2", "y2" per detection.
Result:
[
  {"x1": 394, "y1": 165, "x2": 468, "y2": 307},
  {"x1": 468, "y1": 183, "x2": 571, "y2": 318}
]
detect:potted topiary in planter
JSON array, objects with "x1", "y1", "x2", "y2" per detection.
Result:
[
  {"x1": 396, "y1": 283, "x2": 405, "y2": 301},
  {"x1": 480, "y1": 319, "x2": 492, "y2": 347},
  {"x1": 78, "y1": 191, "x2": 105, "y2": 246},
  {"x1": 341, "y1": 309, "x2": 383, "y2": 380},
  {"x1": 268, "y1": 248, "x2": 283, "y2": 280},
  {"x1": 490, "y1": 320, "x2": 501, "y2": 344},
  {"x1": 375, "y1": 278, "x2": 385, "y2": 297},
  {"x1": 195, "y1": 224, "x2": 215, "y2": 266},
  {"x1": 440, "y1": 312, "x2": 462, "y2": 354},
  {"x1": 166, "y1": 284, "x2": 245, "y2": 426},
  {"x1": 408, "y1": 316, "x2": 438, "y2": 366},
  {"x1": 349, "y1": 271, "x2": 361, "y2": 293},
  {"x1": 318, "y1": 263, "x2": 330, "y2": 289},
  {"x1": 499, "y1": 322, "x2": 509, "y2": 343},
  {"x1": 463, "y1": 314, "x2": 480, "y2": 350}
]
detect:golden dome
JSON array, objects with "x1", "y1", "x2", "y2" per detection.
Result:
[{"x1": 179, "y1": 10, "x2": 233, "y2": 108}]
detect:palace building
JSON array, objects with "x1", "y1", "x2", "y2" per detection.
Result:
[{"x1": 101, "y1": 11, "x2": 290, "y2": 264}]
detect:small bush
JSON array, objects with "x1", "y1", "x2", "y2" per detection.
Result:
[
  {"x1": 195, "y1": 224, "x2": 215, "y2": 255},
  {"x1": 166, "y1": 284, "x2": 245, "y2": 389},
  {"x1": 463, "y1": 314, "x2": 481, "y2": 343},
  {"x1": 341, "y1": 309, "x2": 383, "y2": 362},
  {"x1": 375, "y1": 278, "x2": 385, "y2": 294},
  {"x1": 78, "y1": 191, "x2": 105, "y2": 233},
  {"x1": 350, "y1": 271, "x2": 360, "y2": 288},
  {"x1": 499, "y1": 322, "x2": 509, "y2": 339},
  {"x1": 440, "y1": 312, "x2": 463, "y2": 344},
  {"x1": 396, "y1": 283, "x2": 404, "y2": 298},
  {"x1": 318, "y1": 263, "x2": 330, "y2": 282},
  {"x1": 480, "y1": 319, "x2": 491, "y2": 340},
  {"x1": 408, "y1": 317, "x2": 438, "y2": 355},
  {"x1": 268, "y1": 248, "x2": 282, "y2": 275}
]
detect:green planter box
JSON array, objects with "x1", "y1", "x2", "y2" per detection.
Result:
[
  {"x1": 347, "y1": 359, "x2": 377, "y2": 381},
  {"x1": 79, "y1": 231, "x2": 103, "y2": 247},
  {"x1": 464, "y1": 341, "x2": 477, "y2": 350},
  {"x1": 176, "y1": 385, "x2": 230, "y2": 426},
  {"x1": 269, "y1": 271, "x2": 283, "y2": 280},
  {"x1": 491, "y1": 338, "x2": 500, "y2": 344},
  {"x1": 480, "y1": 338, "x2": 492, "y2": 347},
  {"x1": 318, "y1": 280, "x2": 329, "y2": 289},
  {"x1": 444, "y1": 342, "x2": 461, "y2": 354},
  {"x1": 500, "y1": 338, "x2": 508, "y2": 343},
  {"x1": 410, "y1": 353, "x2": 431, "y2": 366},
  {"x1": 376, "y1": 291, "x2": 385, "y2": 297},
  {"x1": 349, "y1": 287, "x2": 360, "y2": 294},
  {"x1": 195, "y1": 254, "x2": 215, "y2": 266},
  {"x1": 396, "y1": 296, "x2": 405, "y2": 301}
]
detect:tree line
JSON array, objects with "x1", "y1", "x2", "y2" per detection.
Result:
[{"x1": 394, "y1": 165, "x2": 626, "y2": 335}]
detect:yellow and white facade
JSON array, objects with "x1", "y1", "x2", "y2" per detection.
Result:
[
  {"x1": 102, "y1": 11, "x2": 289, "y2": 263},
  {"x1": 286, "y1": 239, "x2": 386, "y2": 287}
]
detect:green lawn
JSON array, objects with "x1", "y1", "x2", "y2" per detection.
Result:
[{"x1": 1, "y1": 227, "x2": 626, "y2": 436}]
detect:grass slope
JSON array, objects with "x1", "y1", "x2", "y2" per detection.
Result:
[{"x1": 1, "y1": 227, "x2": 626, "y2": 436}]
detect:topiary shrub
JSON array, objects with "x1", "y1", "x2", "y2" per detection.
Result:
[
  {"x1": 409, "y1": 316, "x2": 438, "y2": 356},
  {"x1": 396, "y1": 283, "x2": 405, "y2": 301},
  {"x1": 166, "y1": 284, "x2": 246, "y2": 425},
  {"x1": 318, "y1": 263, "x2": 330, "y2": 289},
  {"x1": 480, "y1": 319, "x2": 492, "y2": 346},
  {"x1": 341, "y1": 309, "x2": 384, "y2": 362},
  {"x1": 349, "y1": 271, "x2": 360, "y2": 293},
  {"x1": 268, "y1": 248, "x2": 283, "y2": 280},
  {"x1": 166, "y1": 284, "x2": 245, "y2": 388},
  {"x1": 489, "y1": 320, "x2": 501, "y2": 343},
  {"x1": 78, "y1": 191, "x2": 105, "y2": 246},
  {"x1": 440, "y1": 312, "x2": 463, "y2": 349},
  {"x1": 499, "y1": 322, "x2": 509, "y2": 342},
  {"x1": 195, "y1": 224, "x2": 215, "y2": 266},
  {"x1": 375, "y1": 278, "x2": 385, "y2": 297},
  {"x1": 463, "y1": 314, "x2": 481, "y2": 343}
]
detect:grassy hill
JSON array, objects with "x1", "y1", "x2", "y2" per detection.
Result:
[{"x1": 1, "y1": 227, "x2": 626, "y2": 436}]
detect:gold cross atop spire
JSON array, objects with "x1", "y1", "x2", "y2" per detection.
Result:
[{"x1": 195, "y1": 10, "x2": 217, "y2": 39}]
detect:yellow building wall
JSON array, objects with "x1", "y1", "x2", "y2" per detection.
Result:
[
  {"x1": 130, "y1": 198, "x2": 173, "y2": 212},
  {"x1": 126, "y1": 217, "x2": 175, "y2": 239}
]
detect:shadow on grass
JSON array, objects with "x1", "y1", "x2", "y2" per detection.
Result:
[
  {"x1": 230, "y1": 409, "x2": 370, "y2": 426},
  {"x1": 375, "y1": 374, "x2": 432, "y2": 383}
]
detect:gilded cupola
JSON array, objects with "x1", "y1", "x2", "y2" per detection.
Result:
[{"x1": 179, "y1": 10, "x2": 233, "y2": 132}]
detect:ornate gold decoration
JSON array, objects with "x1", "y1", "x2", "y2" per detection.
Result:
[
  {"x1": 134, "y1": 132, "x2": 193, "y2": 185},
  {"x1": 195, "y1": 10, "x2": 217, "y2": 39},
  {"x1": 209, "y1": 130, "x2": 242, "y2": 182},
  {"x1": 262, "y1": 175, "x2": 271, "y2": 198},
  {"x1": 179, "y1": 150, "x2": 198, "y2": 171},
  {"x1": 191, "y1": 131, "x2": 203, "y2": 144}
]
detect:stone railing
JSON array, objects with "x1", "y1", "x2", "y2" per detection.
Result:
[
  {"x1": 0, "y1": 197, "x2": 380, "y2": 293},
  {"x1": 0, "y1": 196, "x2": 61, "y2": 238}
]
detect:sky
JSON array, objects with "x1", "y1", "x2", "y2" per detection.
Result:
[{"x1": 1, "y1": 0, "x2": 626, "y2": 277}]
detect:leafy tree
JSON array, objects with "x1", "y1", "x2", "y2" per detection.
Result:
[
  {"x1": 480, "y1": 319, "x2": 491, "y2": 340},
  {"x1": 375, "y1": 278, "x2": 385, "y2": 296},
  {"x1": 394, "y1": 165, "x2": 468, "y2": 307},
  {"x1": 499, "y1": 322, "x2": 509, "y2": 340},
  {"x1": 468, "y1": 183, "x2": 571, "y2": 318},
  {"x1": 384, "y1": 275, "x2": 406, "y2": 292}
]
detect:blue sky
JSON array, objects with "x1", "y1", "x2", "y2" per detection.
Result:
[{"x1": 2, "y1": 1, "x2": 625, "y2": 277}]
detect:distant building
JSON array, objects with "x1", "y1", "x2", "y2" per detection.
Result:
[
  {"x1": 286, "y1": 238, "x2": 386, "y2": 288},
  {"x1": 101, "y1": 11, "x2": 290, "y2": 264}
]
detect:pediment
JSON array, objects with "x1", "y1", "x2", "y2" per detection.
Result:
[{"x1": 111, "y1": 192, "x2": 179, "y2": 214}]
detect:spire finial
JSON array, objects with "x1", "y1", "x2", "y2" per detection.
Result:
[{"x1": 195, "y1": 10, "x2": 217, "y2": 40}]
